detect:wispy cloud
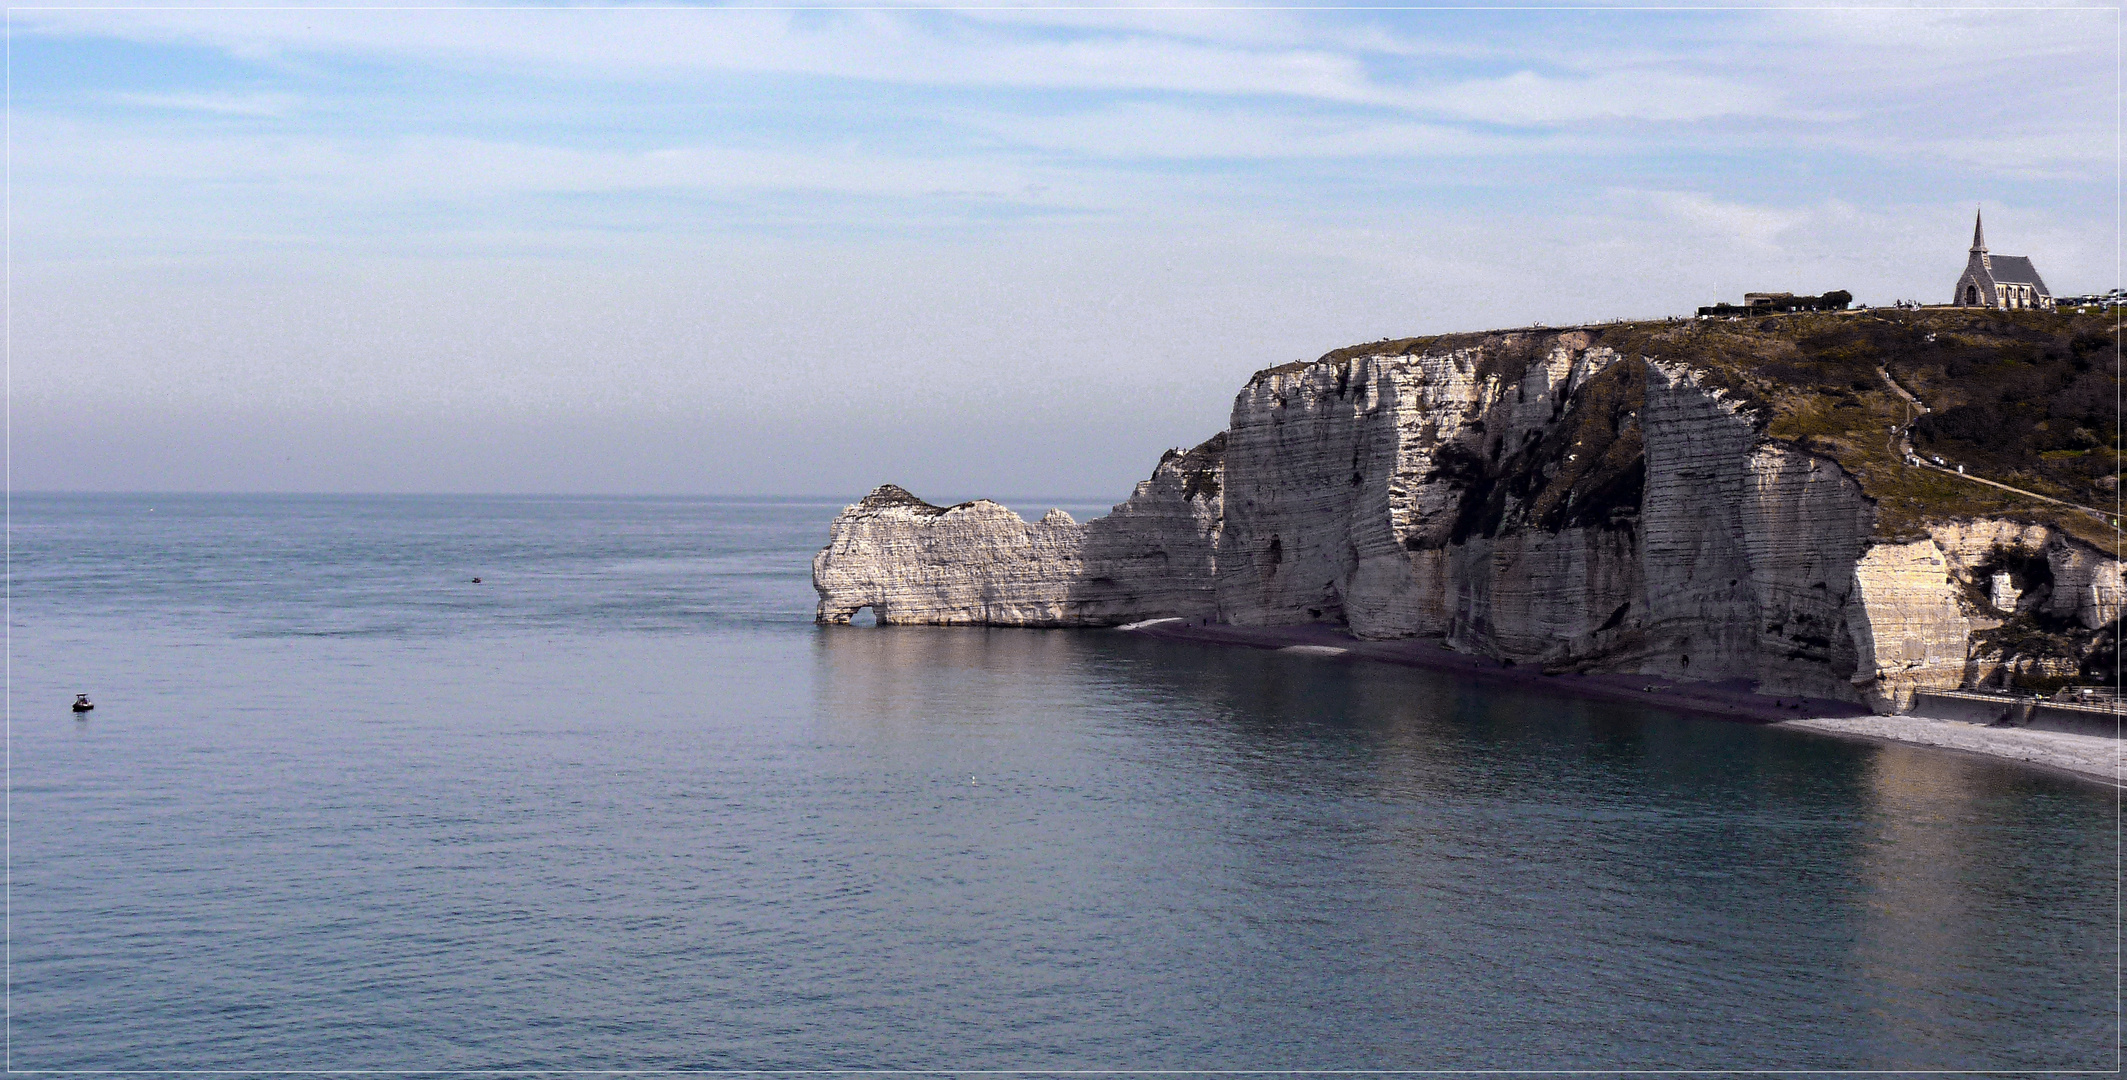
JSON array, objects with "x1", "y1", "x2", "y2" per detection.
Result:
[
  {"x1": 1643, "y1": 191, "x2": 1810, "y2": 252},
  {"x1": 108, "y1": 90, "x2": 297, "y2": 117},
  {"x1": 1420, "y1": 69, "x2": 1777, "y2": 125},
  {"x1": 969, "y1": 102, "x2": 1571, "y2": 161},
  {"x1": 9, "y1": 5, "x2": 2115, "y2": 494},
  {"x1": 20, "y1": 8, "x2": 1801, "y2": 127},
  {"x1": 24, "y1": 9, "x2": 1385, "y2": 104},
  {"x1": 11, "y1": 6, "x2": 2107, "y2": 267},
  {"x1": 24, "y1": 118, "x2": 1075, "y2": 203}
]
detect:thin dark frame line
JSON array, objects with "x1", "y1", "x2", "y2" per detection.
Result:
[
  {"x1": 1, "y1": 5, "x2": 2123, "y2": 10},
  {"x1": 0, "y1": 4, "x2": 2117, "y2": 1076},
  {"x1": 5, "y1": 1072, "x2": 2126, "y2": 1077}
]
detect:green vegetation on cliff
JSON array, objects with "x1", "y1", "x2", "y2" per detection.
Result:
[{"x1": 1322, "y1": 309, "x2": 2121, "y2": 551}]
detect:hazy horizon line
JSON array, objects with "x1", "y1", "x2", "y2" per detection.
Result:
[{"x1": 5, "y1": 488, "x2": 1133, "y2": 504}]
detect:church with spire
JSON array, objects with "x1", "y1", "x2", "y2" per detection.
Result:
[{"x1": 1952, "y1": 209, "x2": 2051, "y2": 310}]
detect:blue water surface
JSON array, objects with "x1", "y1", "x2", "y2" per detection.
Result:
[{"x1": 8, "y1": 494, "x2": 2118, "y2": 1070}]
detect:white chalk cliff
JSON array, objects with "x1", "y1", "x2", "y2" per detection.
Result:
[
  {"x1": 813, "y1": 435, "x2": 1222, "y2": 627},
  {"x1": 815, "y1": 330, "x2": 2121, "y2": 712}
]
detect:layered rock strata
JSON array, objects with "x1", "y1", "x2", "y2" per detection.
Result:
[
  {"x1": 813, "y1": 435, "x2": 1222, "y2": 627},
  {"x1": 814, "y1": 332, "x2": 2121, "y2": 712}
]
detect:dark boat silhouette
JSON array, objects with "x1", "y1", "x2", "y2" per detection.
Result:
[{"x1": 71, "y1": 694, "x2": 93, "y2": 713}]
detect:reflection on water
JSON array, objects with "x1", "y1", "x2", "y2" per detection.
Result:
[
  {"x1": 10, "y1": 496, "x2": 2115, "y2": 1070},
  {"x1": 810, "y1": 626, "x2": 2115, "y2": 1069},
  {"x1": 1851, "y1": 746, "x2": 2118, "y2": 1066}
]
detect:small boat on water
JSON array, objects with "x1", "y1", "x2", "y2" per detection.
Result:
[{"x1": 71, "y1": 694, "x2": 93, "y2": 713}]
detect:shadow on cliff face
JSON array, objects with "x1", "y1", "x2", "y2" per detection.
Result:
[
  {"x1": 1617, "y1": 308, "x2": 2117, "y2": 546},
  {"x1": 1441, "y1": 358, "x2": 1648, "y2": 545},
  {"x1": 820, "y1": 310, "x2": 2120, "y2": 709}
]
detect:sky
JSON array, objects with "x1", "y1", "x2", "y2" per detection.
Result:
[{"x1": 10, "y1": 3, "x2": 2118, "y2": 500}]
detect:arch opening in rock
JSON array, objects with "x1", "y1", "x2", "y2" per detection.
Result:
[{"x1": 850, "y1": 605, "x2": 878, "y2": 627}]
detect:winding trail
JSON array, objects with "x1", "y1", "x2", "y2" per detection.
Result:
[
  {"x1": 1912, "y1": 461, "x2": 2116, "y2": 521},
  {"x1": 1876, "y1": 365, "x2": 1928, "y2": 457},
  {"x1": 1877, "y1": 365, "x2": 2115, "y2": 523}
]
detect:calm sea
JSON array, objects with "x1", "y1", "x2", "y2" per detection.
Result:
[{"x1": 9, "y1": 494, "x2": 2118, "y2": 1070}]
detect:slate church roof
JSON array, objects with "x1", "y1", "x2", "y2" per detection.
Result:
[
  {"x1": 1955, "y1": 209, "x2": 2052, "y2": 307},
  {"x1": 1981, "y1": 255, "x2": 2046, "y2": 291}
]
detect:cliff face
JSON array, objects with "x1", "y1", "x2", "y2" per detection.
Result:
[
  {"x1": 813, "y1": 435, "x2": 1223, "y2": 627},
  {"x1": 1213, "y1": 334, "x2": 1643, "y2": 650},
  {"x1": 815, "y1": 313, "x2": 2122, "y2": 711}
]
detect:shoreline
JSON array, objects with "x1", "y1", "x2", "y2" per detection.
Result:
[
  {"x1": 1773, "y1": 714, "x2": 2123, "y2": 788},
  {"x1": 1117, "y1": 619, "x2": 2122, "y2": 788},
  {"x1": 1117, "y1": 618, "x2": 1873, "y2": 723}
]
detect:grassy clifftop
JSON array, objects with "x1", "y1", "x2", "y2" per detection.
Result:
[
  {"x1": 1612, "y1": 308, "x2": 2118, "y2": 548},
  {"x1": 1323, "y1": 309, "x2": 2121, "y2": 551}
]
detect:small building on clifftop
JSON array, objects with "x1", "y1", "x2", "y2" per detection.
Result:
[
  {"x1": 1952, "y1": 209, "x2": 2051, "y2": 310},
  {"x1": 1696, "y1": 290, "x2": 1850, "y2": 317}
]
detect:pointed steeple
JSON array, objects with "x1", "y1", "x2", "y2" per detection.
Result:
[{"x1": 1971, "y1": 207, "x2": 1987, "y2": 253}]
